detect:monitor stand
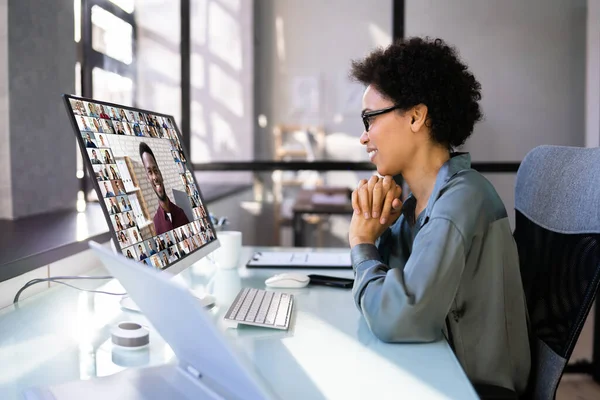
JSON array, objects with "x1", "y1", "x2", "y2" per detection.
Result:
[{"x1": 120, "y1": 291, "x2": 216, "y2": 312}]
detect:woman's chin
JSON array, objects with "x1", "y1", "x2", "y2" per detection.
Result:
[
  {"x1": 376, "y1": 164, "x2": 401, "y2": 177},
  {"x1": 376, "y1": 165, "x2": 390, "y2": 176}
]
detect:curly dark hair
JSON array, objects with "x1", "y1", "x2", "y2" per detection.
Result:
[{"x1": 350, "y1": 37, "x2": 482, "y2": 148}]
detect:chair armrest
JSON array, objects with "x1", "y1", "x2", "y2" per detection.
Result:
[{"x1": 473, "y1": 383, "x2": 518, "y2": 400}]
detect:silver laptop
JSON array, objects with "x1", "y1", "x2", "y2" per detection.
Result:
[{"x1": 23, "y1": 241, "x2": 275, "y2": 400}]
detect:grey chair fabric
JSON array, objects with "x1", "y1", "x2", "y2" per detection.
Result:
[
  {"x1": 515, "y1": 145, "x2": 600, "y2": 234},
  {"x1": 514, "y1": 145, "x2": 600, "y2": 400}
]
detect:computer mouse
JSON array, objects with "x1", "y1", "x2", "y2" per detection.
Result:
[{"x1": 265, "y1": 273, "x2": 310, "y2": 288}]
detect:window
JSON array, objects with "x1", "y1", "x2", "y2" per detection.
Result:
[
  {"x1": 108, "y1": 0, "x2": 135, "y2": 13},
  {"x1": 92, "y1": 67, "x2": 134, "y2": 105},
  {"x1": 77, "y1": 0, "x2": 137, "y2": 202},
  {"x1": 91, "y1": 6, "x2": 133, "y2": 65}
]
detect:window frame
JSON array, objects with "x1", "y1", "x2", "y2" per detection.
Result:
[{"x1": 77, "y1": 0, "x2": 138, "y2": 199}]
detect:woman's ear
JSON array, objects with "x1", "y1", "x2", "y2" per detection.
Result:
[{"x1": 410, "y1": 104, "x2": 428, "y2": 132}]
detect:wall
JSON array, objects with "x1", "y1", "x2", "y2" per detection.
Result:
[
  {"x1": 0, "y1": 0, "x2": 11, "y2": 219},
  {"x1": 190, "y1": 0, "x2": 254, "y2": 185},
  {"x1": 405, "y1": 0, "x2": 587, "y2": 227},
  {"x1": 136, "y1": 0, "x2": 253, "y2": 185},
  {"x1": 587, "y1": 0, "x2": 600, "y2": 147},
  {"x1": 6, "y1": 0, "x2": 77, "y2": 219},
  {"x1": 254, "y1": 0, "x2": 392, "y2": 165},
  {"x1": 136, "y1": 1, "x2": 181, "y2": 127}
]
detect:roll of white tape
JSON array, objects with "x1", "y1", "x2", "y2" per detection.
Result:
[{"x1": 111, "y1": 321, "x2": 150, "y2": 350}]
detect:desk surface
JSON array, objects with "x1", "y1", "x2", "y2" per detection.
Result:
[{"x1": 0, "y1": 246, "x2": 478, "y2": 400}]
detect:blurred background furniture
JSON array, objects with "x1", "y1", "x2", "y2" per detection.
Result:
[
  {"x1": 292, "y1": 187, "x2": 353, "y2": 247},
  {"x1": 272, "y1": 124, "x2": 330, "y2": 246}
]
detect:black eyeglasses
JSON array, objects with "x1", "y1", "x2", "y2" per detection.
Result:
[{"x1": 361, "y1": 105, "x2": 401, "y2": 132}]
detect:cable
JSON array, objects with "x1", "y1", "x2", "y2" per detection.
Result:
[
  {"x1": 13, "y1": 277, "x2": 126, "y2": 304},
  {"x1": 13, "y1": 275, "x2": 125, "y2": 304}
]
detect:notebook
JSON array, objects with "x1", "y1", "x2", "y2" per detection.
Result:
[{"x1": 246, "y1": 251, "x2": 352, "y2": 269}]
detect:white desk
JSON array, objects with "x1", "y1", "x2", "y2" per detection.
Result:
[{"x1": 0, "y1": 246, "x2": 478, "y2": 400}]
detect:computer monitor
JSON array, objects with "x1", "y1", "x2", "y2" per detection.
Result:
[{"x1": 63, "y1": 95, "x2": 220, "y2": 277}]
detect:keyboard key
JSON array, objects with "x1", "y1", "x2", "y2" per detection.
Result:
[
  {"x1": 235, "y1": 289, "x2": 257, "y2": 321},
  {"x1": 265, "y1": 293, "x2": 282, "y2": 325},
  {"x1": 275, "y1": 294, "x2": 290, "y2": 327},
  {"x1": 245, "y1": 290, "x2": 265, "y2": 322},
  {"x1": 225, "y1": 288, "x2": 249, "y2": 319},
  {"x1": 254, "y1": 291, "x2": 273, "y2": 324}
]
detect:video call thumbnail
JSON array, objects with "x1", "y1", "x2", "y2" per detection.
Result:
[{"x1": 68, "y1": 97, "x2": 216, "y2": 272}]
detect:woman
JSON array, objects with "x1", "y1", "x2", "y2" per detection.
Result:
[
  {"x1": 103, "y1": 120, "x2": 116, "y2": 135},
  {"x1": 109, "y1": 166, "x2": 120, "y2": 180},
  {"x1": 99, "y1": 105, "x2": 110, "y2": 119},
  {"x1": 115, "y1": 181, "x2": 126, "y2": 196},
  {"x1": 124, "y1": 123, "x2": 133, "y2": 136},
  {"x1": 93, "y1": 119, "x2": 103, "y2": 133},
  {"x1": 118, "y1": 231, "x2": 128, "y2": 246},
  {"x1": 104, "y1": 150, "x2": 113, "y2": 164},
  {"x1": 98, "y1": 135, "x2": 108, "y2": 147},
  {"x1": 348, "y1": 38, "x2": 530, "y2": 394},
  {"x1": 114, "y1": 214, "x2": 125, "y2": 231},
  {"x1": 119, "y1": 108, "x2": 129, "y2": 122},
  {"x1": 126, "y1": 212, "x2": 136, "y2": 228}
]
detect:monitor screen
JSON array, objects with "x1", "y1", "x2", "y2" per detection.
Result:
[{"x1": 64, "y1": 95, "x2": 217, "y2": 271}]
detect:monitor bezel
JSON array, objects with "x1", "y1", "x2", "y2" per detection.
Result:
[{"x1": 62, "y1": 94, "x2": 220, "y2": 275}]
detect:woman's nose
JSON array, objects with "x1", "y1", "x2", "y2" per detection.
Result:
[{"x1": 359, "y1": 131, "x2": 369, "y2": 145}]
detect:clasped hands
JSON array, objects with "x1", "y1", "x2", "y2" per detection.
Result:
[{"x1": 349, "y1": 175, "x2": 403, "y2": 248}]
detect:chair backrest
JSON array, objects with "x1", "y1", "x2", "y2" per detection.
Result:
[{"x1": 514, "y1": 145, "x2": 600, "y2": 399}]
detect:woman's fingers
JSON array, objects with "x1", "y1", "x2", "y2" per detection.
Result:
[
  {"x1": 379, "y1": 181, "x2": 403, "y2": 224},
  {"x1": 359, "y1": 178, "x2": 375, "y2": 218},
  {"x1": 352, "y1": 179, "x2": 368, "y2": 214},
  {"x1": 371, "y1": 179, "x2": 383, "y2": 219},
  {"x1": 354, "y1": 176, "x2": 402, "y2": 223}
]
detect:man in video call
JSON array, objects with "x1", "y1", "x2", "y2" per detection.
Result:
[
  {"x1": 138, "y1": 245, "x2": 148, "y2": 261},
  {"x1": 146, "y1": 240, "x2": 157, "y2": 256},
  {"x1": 103, "y1": 182, "x2": 115, "y2": 197},
  {"x1": 91, "y1": 149, "x2": 102, "y2": 164},
  {"x1": 84, "y1": 133, "x2": 97, "y2": 148},
  {"x1": 139, "y1": 142, "x2": 190, "y2": 235},
  {"x1": 109, "y1": 198, "x2": 120, "y2": 214}
]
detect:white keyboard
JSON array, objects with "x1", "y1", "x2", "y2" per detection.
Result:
[{"x1": 224, "y1": 288, "x2": 294, "y2": 330}]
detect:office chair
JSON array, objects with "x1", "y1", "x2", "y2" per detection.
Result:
[
  {"x1": 474, "y1": 145, "x2": 600, "y2": 400},
  {"x1": 513, "y1": 145, "x2": 600, "y2": 399}
]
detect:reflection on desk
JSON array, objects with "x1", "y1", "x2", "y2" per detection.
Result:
[{"x1": 0, "y1": 246, "x2": 478, "y2": 400}]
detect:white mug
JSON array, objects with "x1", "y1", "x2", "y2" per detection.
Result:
[{"x1": 212, "y1": 231, "x2": 242, "y2": 269}]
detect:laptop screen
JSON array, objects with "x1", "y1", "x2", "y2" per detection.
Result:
[{"x1": 64, "y1": 95, "x2": 217, "y2": 270}]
